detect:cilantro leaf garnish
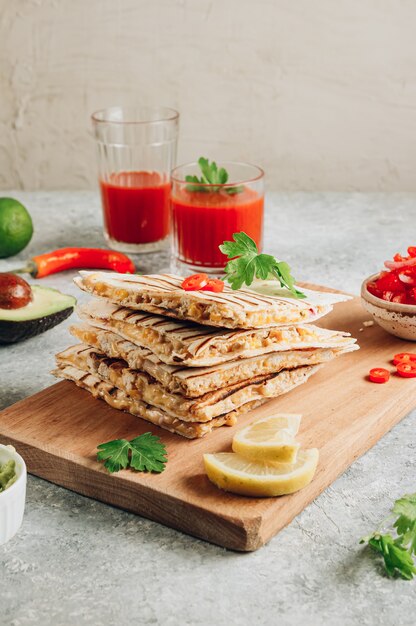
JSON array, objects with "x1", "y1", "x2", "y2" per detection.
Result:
[
  {"x1": 185, "y1": 157, "x2": 243, "y2": 194},
  {"x1": 393, "y1": 493, "x2": 416, "y2": 555},
  {"x1": 97, "y1": 432, "x2": 167, "y2": 474},
  {"x1": 363, "y1": 534, "x2": 416, "y2": 580},
  {"x1": 360, "y1": 492, "x2": 416, "y2": 580},
  {"x1": 129, "y1": 433, "x2": 167, "y2": 473},
  {"x1": 219, "y1": 232, "x2": 306, "y2": 299}
]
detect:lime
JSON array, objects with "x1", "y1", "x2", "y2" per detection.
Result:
[{"x1": 0, "y1": 198, "x2": 34, "y2": 258}]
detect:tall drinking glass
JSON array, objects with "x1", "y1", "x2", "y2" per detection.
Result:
[
  {"x1": 92, "y1": 106, "x2": 179, "y2": 253},
  {"x1": 171, "y1": 161, "x2": 264, "y2": 274}
]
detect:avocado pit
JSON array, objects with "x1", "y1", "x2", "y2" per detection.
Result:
[{"x1": 0, "y1": 273, "x2": 32, "y2": 310}]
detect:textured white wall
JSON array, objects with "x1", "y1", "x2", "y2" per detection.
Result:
[{"x1": 1, "y1": 0, "x2": 416, "y2": 191}]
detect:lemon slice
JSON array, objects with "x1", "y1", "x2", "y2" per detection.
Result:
[
  {"x1": 232, "y1": 413, "x2": 302, "y2": 463},
  {"x1": 203, "y1": 449, "x2": 319, "y2": 497}
]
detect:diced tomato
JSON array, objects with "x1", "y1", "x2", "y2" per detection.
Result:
[
  {"x1": 366, "y1": 281, "x2": 383, "y2": 298},
  {"x1": 368, "y1": 249, "x2": 416, "y2": 305},
  {"x1": 181, "y1": 273, "x2": 209, "y2": 291},
  {"x1": 396, "y1": 362, "x2": 416, "y2": 378},
  {"x1": 393, "y1": 353, "x2": 416, "y2": 365},
  {"x1": 392, "y1": 293, "x2": 408, "y2": 304},
  {"x1": 201, "y1": 278, "x2": 225, "y2": 293},
  {"x1": 375, "y1": 271, "x2": 405, "y2": 292},
  {"x1": 369, "y1": 368, "x2": 390, "y2": 384}
]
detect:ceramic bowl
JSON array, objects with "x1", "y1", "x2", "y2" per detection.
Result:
[
  {"x1": 361, "y1": 273, "x2": 416, "y2": 341},
  {"x1": 0, "y1": 444, "x2": 27, "y2": 545}
]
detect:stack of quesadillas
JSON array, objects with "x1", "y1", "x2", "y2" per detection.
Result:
[{"x1": 54, "y1": 272, "x2": 358, "y2": 438}]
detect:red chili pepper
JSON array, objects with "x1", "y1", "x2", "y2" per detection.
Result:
[
  {"x1": 14, "y1": 247, "x2": 135, "y2": 278},
  {"x1": 368, "y1": 368, "x2": 390, "y2": 384}
]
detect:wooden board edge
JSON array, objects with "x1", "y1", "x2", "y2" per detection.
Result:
[{"x1": 255, "y1": 394, "x2": 416, "y2": 549}]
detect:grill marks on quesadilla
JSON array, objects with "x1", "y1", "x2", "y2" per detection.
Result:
[
  {"x1": 77, "y1": 299, "x2": 357, "y2": 367},
  {"x1": 74, "y1": 271, "x2": 350, "y2": 329},
  {"x1": 53, "y1": 359, "x2": 321, "y2": 438},
  {"x1": 53, "y1": 364, "x2": 247, "y2": 438},
  {"x1": 69, "y1": 324, "x2": 352, "y2": 398},
  {"x1": 101, "y1": 273, "x2": 282, "y2": 308},
  {"x1": 56, "y1": 344, "x2": 322, "y2": 422}
]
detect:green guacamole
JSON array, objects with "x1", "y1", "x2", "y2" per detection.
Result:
[{"x1": 0, "y1": 459, "x2": 17, "y2": 492}]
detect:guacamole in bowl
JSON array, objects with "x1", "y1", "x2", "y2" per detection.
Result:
[
  {"x1": 0, "y1": 458, "x2": 17, "y2": 492},
  {"x1": 0, "y1": 444, "x2": 27, "y2": 545}
]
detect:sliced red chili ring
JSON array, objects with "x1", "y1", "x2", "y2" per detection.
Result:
[
  {"x1": 393, "y1": 353, "x2": 416, "y2": 366},
  {"x1": 369, "y1": 368, "x2": 390, "y2": 384},
  {"x1": 181, "y1": 273, "x2": 209, "y2": 291},
  {"x1": 396, "y1": 362, "x2": 416, "y2": 378},
  {"x1": 201, "y1": 278, "x2": 225, "y2": 293}
]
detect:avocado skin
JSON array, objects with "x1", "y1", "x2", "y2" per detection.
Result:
[{"x1": 0, "y1": 306, "x2": 74, "y2": 344}]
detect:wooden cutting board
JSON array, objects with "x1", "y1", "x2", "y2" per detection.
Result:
[{"x1": 0, "y1": 291, "x2": 415, "y2": 551}]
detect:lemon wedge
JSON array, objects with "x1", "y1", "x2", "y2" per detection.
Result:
[
  {"x1": 232, "y1": 413, "x2": 302, "y2": 463},
  {"x1": 203, "y1": 449, "x2": 319, "y2": 497}
]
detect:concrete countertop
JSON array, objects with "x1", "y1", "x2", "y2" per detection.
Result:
[{"x1": 0, "y1": 191, "x2": 415, "y2": 626}]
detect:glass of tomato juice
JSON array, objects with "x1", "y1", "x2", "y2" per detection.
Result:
[
  {"x1": 92, "y1": 106, "x2": 179, "y2": 253},
  {"x1": 171, "y1": 161, "x2": 264, "y2": 273}
]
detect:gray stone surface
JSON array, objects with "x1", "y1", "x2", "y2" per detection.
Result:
[{"x1": 0, "y1": 191, "x2": 415, "y2": 626}]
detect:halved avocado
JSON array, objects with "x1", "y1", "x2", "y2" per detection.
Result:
[{"x1": 0, "y1": 286, "x2": 76, "y2": 344}]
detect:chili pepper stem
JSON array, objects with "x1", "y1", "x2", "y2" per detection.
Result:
[
  {"x1": 9, "y1": 263, "x2": 37, "y2": 277},
  {"x1": 11, "y1": 266, "x2": 30, "y2": 274}
]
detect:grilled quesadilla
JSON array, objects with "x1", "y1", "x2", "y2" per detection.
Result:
[
  {"x1": 77, "y1": 299, "x2": 358, "y2": 367},
  {"x1": 70, "y1": 323, "x2": 354, "y2": 397},
  {"x1": 55, "y1": 344, "x2": 322, "y2": 422},
  {"x1": 53, "y1": 364, "x2": 245, "y2": 438},
  {"x1": 74, "y1": 272, "x2": 350, "y2": 329}
]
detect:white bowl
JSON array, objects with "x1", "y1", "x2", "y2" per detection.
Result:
[
  {"x1": 361, "y1": 273, "x2": 416, "y2": 341},
  {"x1": 0, "y1": 444, "x2": 27, "y2": 545}
]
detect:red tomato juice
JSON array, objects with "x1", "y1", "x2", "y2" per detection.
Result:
[
  {"x1": 171, "y1": 187, "x2": 264, "y2": 267},
  {"x1": 100, "y1": 171, "x2": 170, "y2": 244}
]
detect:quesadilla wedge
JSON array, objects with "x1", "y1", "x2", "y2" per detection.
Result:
[
  {"x1": 53, "y1": 364, "x2": 251, "y2": 438},
  {"x1": 74, "y1": 272, "x2": 350, "y2": 329},
  {"x1": 55, "y1": 344, "x2": 322, "y2": 422},
  {"x1": 77, "y1": 299, "x2": 358, "y2": 367},
  {"x1": 70, "y1": 323, "x2": 355, "y2": 398}
]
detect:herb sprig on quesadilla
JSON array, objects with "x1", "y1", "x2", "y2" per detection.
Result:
[{"x1": 220, "y1": 232, "x2": 306, "y2": 299}]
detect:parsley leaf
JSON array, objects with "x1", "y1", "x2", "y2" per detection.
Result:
[
  {"x1": 185, "y1": 157, "x2": 243, "y2": 194},
  {"x1": 362, "y1": 534, "x2": 416, "y2": 580},
  {"x1": 129, "y1": 433, "x2": 168, "y2": 473},
  {"x1": 360, "y1": 492, "x2": 416, "y2": 579},
  {"x1": 219, "y1": 232, "x2": 306, "y2": 298},
  {"x1": 97, "y1": 438, "x2": 131, "y2": 473},
  {"x1": 97, "y1": 433, "x2": 167, "y2": 474},
  {"x1": 393, "y1": 493, "x2": 416, "y2": 555}
]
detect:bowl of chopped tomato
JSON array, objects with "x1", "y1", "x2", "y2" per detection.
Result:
[{"x1": 361, "y1": 247, "x2": 416, "y2": 341}]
